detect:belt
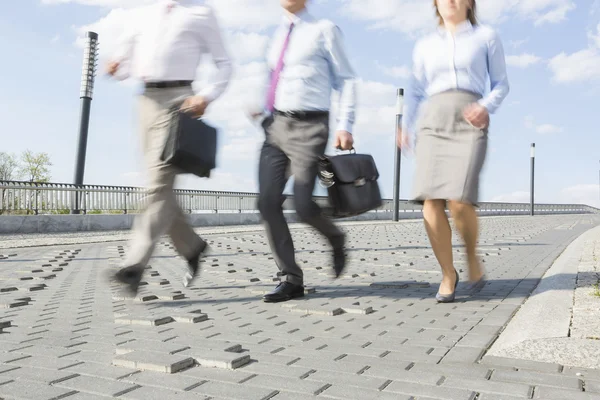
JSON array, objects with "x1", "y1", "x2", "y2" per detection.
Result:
[
  {"x1": 144, "y1": 80, "x2": 193, "y2": 89},
  {"x1": 273, "y1": 109, "x2": 329, "y2": 120}
]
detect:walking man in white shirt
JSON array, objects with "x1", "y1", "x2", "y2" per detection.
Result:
[
  {"x1": 256, "y1": 0, "x2": 357, "y2": 303},
  {"x1": 106, "y1": 0, "x2": 232, "y2": 295}
]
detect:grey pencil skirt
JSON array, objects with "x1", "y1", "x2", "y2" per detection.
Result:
[{"x1": 412, "y1": 90, "x2": 488, "y2": 206}]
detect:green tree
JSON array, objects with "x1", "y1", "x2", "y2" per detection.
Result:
[
  {"x1": 0, "y1": 152, "x2": 18, "y2": 181},
  {"x1": 19, "y1": 150, "x2": 52, "y2": 183}
]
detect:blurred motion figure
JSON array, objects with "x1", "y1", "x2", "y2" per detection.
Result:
[
  {"x1": 398, "y1": 0, "x2": 509, "y2": 302},
  {"x1": 254, "y1": 0, "x2": 358, "y2": 303},
  {"x1": 106, "y1": 0, "x2": 232, "y2": 294}
]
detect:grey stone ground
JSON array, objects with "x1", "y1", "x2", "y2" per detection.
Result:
[{"x1": 1, "y1": 215, "x2": 600, "y2": 399}]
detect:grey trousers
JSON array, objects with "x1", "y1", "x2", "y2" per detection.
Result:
[
  {"x1": 124, "y1": 86, "x2": 203, "y2": 268},
  {"x1": 258, "y1": 113, "x2": 343, "y2": 286}
]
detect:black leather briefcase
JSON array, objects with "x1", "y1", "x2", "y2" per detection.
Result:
[
  {"x1": 161, "y1": 106, "x2": 218, "y2": 178},
  {"x1": 318, "y1": 149, "x2": 383, "y2": 219}
]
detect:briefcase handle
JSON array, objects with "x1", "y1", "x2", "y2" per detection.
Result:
[{"x1": 334, "y1": 146, "x2": 356, "y2": 154}]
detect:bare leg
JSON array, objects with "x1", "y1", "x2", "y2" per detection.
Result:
[
  {"x1": 448, "y1": 201, "x2": 484, "y2": 282},
  {"x1": 423, "y1": 199, "x2": 457, "y2": 295}
]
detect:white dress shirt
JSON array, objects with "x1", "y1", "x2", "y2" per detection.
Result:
[
  {"x1": 264, "y1": 9, "x2": 358, "y2": 133},
  {"x1": 112, "y1": 0, "x2": 232, "y2": 102},
  {"x1": 403, "y1": 21, "x2": 509, "y2": 134}
]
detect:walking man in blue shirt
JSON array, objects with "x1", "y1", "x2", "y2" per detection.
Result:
[{"x1": 255, "y1": 0, "x2": 357, "y2": 303}]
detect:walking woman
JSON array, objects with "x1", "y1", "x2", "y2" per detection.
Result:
[{"x1": 397, "y1": 0, "x2": 509, "y2": 302}]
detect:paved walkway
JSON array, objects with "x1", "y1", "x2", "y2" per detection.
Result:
[{"x1": 0, "y1": 215, "x2": 599, "y2": 400}]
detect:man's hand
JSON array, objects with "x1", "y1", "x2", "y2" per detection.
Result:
[
  {"x1": 334, "y1": 130, "x2": 354, "y2": 150},
  {"x1": 463, "y1": 103, "x2": 489, "y2": 129},
  {"x1": 181, "y1": 96, "x2": 210, "y2": 119},
  {"x1": 106, "y1": 61, "x2": 120, "y2": 77},
  {"x1": 396, "y1": 128, "x2": 410, "y2": 150}
]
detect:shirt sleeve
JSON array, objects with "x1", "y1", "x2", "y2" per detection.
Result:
[
  {"x1": 196, "y1": 7, "x2": 234, "y2": 102},
  {"x1": 111, "y1": 22, "x2": 138, "y2": 64},
  {"x1": 323, "y1": 23, "x2": 358, "y2": 133},
  {"x1": 402, "y1": 41, "x2": 427, "y2": 136},
  {"x1": 478, "y1": 29, "x2": 510, "y2": 113}
]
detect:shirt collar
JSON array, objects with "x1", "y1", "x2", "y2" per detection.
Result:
[
  {"x1": 437, "y1": 19, "x2": 474, "y2": 36},
  {"x1": 282, "y1": 7, "x2": 313, "y2": 27}
]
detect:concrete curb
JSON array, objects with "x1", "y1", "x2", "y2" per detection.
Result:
[
  {"x1": 486, "y1": 224, "x2": 600, "y2": 369},
  {"x1": 0, "y1": 211, "x2": 427, "y2": 234}
]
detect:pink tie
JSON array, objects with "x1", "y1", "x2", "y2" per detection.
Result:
[{"x1": 266, "y1": 23, "x2": 295, "y2": 112}]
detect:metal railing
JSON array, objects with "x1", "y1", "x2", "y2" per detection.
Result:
[{"x1": 1, "y1": 180, "x2": 598, "y2": 216}]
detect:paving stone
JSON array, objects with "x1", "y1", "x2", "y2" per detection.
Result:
[
  {"x1": 187, "y1": 350, "x2": 251, "y2": 369},
  {"x1": 181, "y1": 365, "x2": 256, "y2": 384},
  {"x1": 534, "y1": 386, "x2": 600, "y2": 399},
  {"x1": 115, "y1": 314, "x2": 174, "y2": 326},
  {"x1": 113, "y1": 351, "x2": 194, "y2": 373},
  {"x1": 304, "y1": 369, "x2": 388, "y2": 390},
  {"x1": 477, "y1": 395, "x2": 530, "y2": 400},
  {"x1": 409, "y1": 362, "x2": 493, "y2": 379},
  {"x1": 121, "y1": 370, "x2": 204, "y2": 391},
  {"x1": 0, "y1": 380, "x2": 77, "y2": 400},
  {"x1": 8, "y1": 355, "x2": 84, "y2": 370},
  {"x1": 384, "y1": 380, "x2": 477, "y2": 399},
  {"x1": 362, "y1": 365, "x2": 444, "y2": 385},
  {"x1": 54, "y1": 374, "x2": 141, "y2": 397},
  {"x1": 119, "y1": 386, "x2": 210, "y2": 400},
  {"x1": 481, "y1": 356, "x2": 563, "y2": 373},
  {"x1": 491, "y1": 369, "x2": 582, "y2": 390},
  {"x1": 440, "y1": 346, "x2": 485, "y2": 364},
  {"x1": 0, "y1": 366, "x2": 79, "y2": 384},
  {"x1": 191, "y1": 380, "x2": 277, "y2": 400},
  {"x1": 115, "y1": 339, "x2": 191, "y2": 355},
  {"x1": 64, "y1": 361, "x2": 140, "y2": 380},
  {"x1": 317, "y1": 384, "x2": 413, "y2": 400},
  {"x1": 441, "y1": 376, "x2": 533, "y2": 398},
  {"x1": 243, "y1": 374, "x2": 329, "y2": 395}
]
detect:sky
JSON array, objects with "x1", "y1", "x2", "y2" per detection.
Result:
[{"x1": 2, "y1": 0, "x2": 600, "y2": 207}]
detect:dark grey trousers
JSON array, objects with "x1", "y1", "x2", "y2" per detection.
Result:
[{"x1": 258, "y1": 113, "x2": 343, "y2": 286}]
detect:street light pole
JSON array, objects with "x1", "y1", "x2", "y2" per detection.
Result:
[
  {"x1": 72, "y1": 31, "x2": 99, "y2": 214},
  {"x1": 530, "y1": 143, "x2": 535, "y2": 216},
  {"x1": 392, "y1": 88, "x2": 404, "y2": 222}
]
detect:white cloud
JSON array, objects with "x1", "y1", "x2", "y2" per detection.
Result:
[
  {"x1": 524, "y1": 115, "x2": 564, "y2": 134},
  {"x1": 42, "y1": 0, "x2": 153, "y2": 7},
  {"x1": 338, "y1": 0, "x2": 576, "y2": 35},
  {"x1": 208, "y1": 0, "x2": 280, "y2": 30},
  {"x1": 377, "y1": 63, "x2": 411, "y2": 79},
  {"x1": 491, "y1": 191, "x2": 530, "y2": 203},
  {"x1": 547, "y1": 22, "x2": 600, "y2": 84},
  {"x1": 535, "y1": 124, "x2": 563, "y2": 134},
  {"x1": 51, "y1": 0, "x2": 281, "y2": 29},
  {"x1": 506, "y1": 53, "x2": 542, "y2": 68},
  {"x1": 560, "y1": 184, "x2": 600, "y2": 208},
  {"x1": 548, "y1": 49, "x2": 600, "y2": 83},
  {"x1": 51, "y1": 34, "x2": 60, "y2": 44},
  {"x1": 509, "y1": 38, "x2": 529, "y2": 49}
]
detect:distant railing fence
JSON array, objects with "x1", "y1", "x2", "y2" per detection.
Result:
[{"x1": 1, "y1": 180, "x2": 598, "y2": 216}]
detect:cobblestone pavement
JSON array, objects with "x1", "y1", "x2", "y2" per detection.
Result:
[{"x1": 1, "y1": 215, "x2": 600, "y2": 400}]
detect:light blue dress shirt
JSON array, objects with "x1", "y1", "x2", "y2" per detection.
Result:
[
  {"x1": 263, "y1": 9, "x2": 358, "y2": 133},
  {"x1": 403, "y1": 21, "x2": 510, "y2": 134}
]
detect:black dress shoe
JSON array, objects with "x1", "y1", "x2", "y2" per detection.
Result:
[
  {"x1": 263, "y1": 282, "x2": 304, "y2": 303},
  {"x1": 331, "y1": 235, "x2": 346, "y2": 278},
  {"x1": 112, "y1": 265, "x2": 144, "y2": 295},
  {"x1": 183, "y1": 240, "x2": 209, "y2": 288}
]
